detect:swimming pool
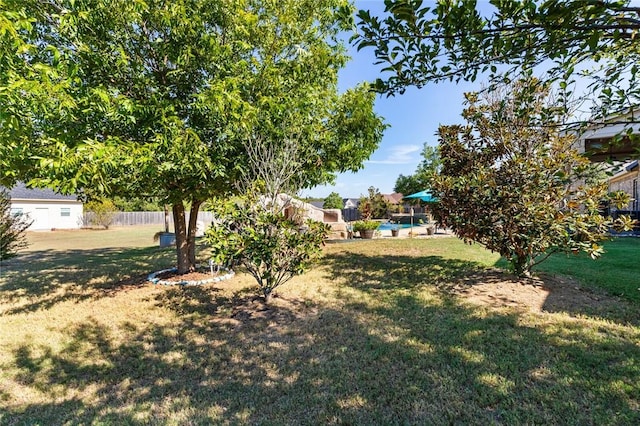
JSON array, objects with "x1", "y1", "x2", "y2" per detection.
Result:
[{"x1": 377, "y1": 223, "x2": 419, "y2": 231}]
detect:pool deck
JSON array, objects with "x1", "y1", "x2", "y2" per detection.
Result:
[
  {"x1": 379, "y1": 225, "x2": 454, "y2": 239},
  {"x1": 336, "y1": 225, "x2": 455, "y2": 240}
]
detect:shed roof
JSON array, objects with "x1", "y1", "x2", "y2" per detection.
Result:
[{"x1": 3, "y1": 182, "x2": 78, "y2": 201}]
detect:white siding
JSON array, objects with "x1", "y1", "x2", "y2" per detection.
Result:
[{"x1": 10, "y1": 200, "x2": 83, "y2": 230}]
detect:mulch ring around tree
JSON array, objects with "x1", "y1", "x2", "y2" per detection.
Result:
[{"x1": 148, "y1": 266, "x2": 234, "y2": 285}]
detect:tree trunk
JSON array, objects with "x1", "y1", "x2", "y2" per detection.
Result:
[
  {"x1": 173, "y1": 202, "x2": 192, "y2": 274},
  {"x1": 263, "y1": 287, "x2": 272, "y2": 304},
  {"x1": 173, "y1": 199, "x2": 204, "y2": 274},
  {"x1": 164, "y1": 205, "x2": 170, "y2": 233},
  {"x1": 512, "y1": 255, "x2": 532, "y2": 278},
  {"x1": 187, "y1": 200, "x2": 202, "y2": 266}
]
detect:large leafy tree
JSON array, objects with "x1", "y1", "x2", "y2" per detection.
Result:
[
  {"x1": 1, "y1": 0, "x2": 385, "y2": 273},
  {"x1": 394, "y1": 143, "x2": 440, "y2": 196},
  {"x1": 433, "y1": 80, "x2": 633, "y2": 277},
  {"x1": 0, "y1": 3, "x2": 61, "y2": 186},
  {"x1": 323, "y1": 192, "x2": 344, "y2": 209},
  {"x1": 356, "y1": 0, "x2": 640, "y2": 121}
]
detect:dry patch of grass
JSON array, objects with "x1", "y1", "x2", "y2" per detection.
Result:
[
  {"x1": 448, "y1": 269, "x2": 638, "y2": 322},
  {"x1": 0, "y1": 231, "x2": 638, "y2": 424}
]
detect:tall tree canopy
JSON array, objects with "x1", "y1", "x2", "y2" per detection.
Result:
[
  {"x1": 433, "y1": 79, "x2": 633, "y2": 277},
  {"x1": 1, "y1": 0, "x2": 385, "y2": 273},
  {"x1": 394, "y1": 143, "x2": 439, "y2": 196},
  {"x1": 356, "y1": 0, "x2": 640, "y2": 121},
  {"x1": 323, "y1": 192, "x2": 344, "y2": 209}
]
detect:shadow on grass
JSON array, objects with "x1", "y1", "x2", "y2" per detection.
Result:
[
  {"x1": 491, "y1": 257, "x2": 639, "y2": 325},
  {"x1": 3, "y1": 282, "x2": 639, "y2": 424},
  {"x1": 322, "y1": 248, "x2": 638, "y2": 326},
  {"x1": 0, "y1": 247, "x2": 175, "y2": 314},
  {"x1": 1, "y1": 248, "x2": 638, "y2": 424},
  {"x1": 322, "y1": 251, "x2": 479, "y2": 291}
]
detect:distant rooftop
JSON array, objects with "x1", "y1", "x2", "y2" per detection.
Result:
[
  {"x1": 3, "y1": 182, "x2": 78, "y2": 201},
  {"x1": 382, "y1": 193, "x2": 404, "y2": 204},
  {"x1": 308, "y1": 201, "x2": 325, "y2": 209}
]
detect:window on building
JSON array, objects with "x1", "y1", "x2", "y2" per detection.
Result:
[
  {"x1": 10, "y1": 208, "x2": 23, "y2": 217},
  {"x1": 585, "y1": 136, "x2": 637, "y2": 162},
  {"x1": 60, "y1": 207, "x2": 71, "y2": 217}
]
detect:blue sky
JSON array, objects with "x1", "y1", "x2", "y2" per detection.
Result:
[
  {"x1": 303, "y1": 0, "x2": 639, "y2": 199},
  {"x1": 303, "y1": 0, "x2": 480, "y2": 199}
]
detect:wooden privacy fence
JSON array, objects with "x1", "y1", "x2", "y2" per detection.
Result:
[
  {"x1": 341, "y1": 208, "x2": 360, "y2": 222},
  {"x1": 85, "y1": 207, "x2": 427, "y2": 228},
  {"x1": 83, "y1": 211, "x2": 215, "y2": 228}
]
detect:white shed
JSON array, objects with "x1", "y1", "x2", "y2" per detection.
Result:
[{"x1": 6, "y1": 182, "x2": 83, "y2": 231}]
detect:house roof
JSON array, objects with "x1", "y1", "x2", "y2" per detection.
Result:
[
  {"x1": 308, "y1": 201, "x2": 325, "y2": 209},
  {"x1": 581, "y1": 122, "x2": 640, "y2": 140},
  {"x1": 625, "y1": 160, "x2": 639, "y2": 172},
  {"x1": 3, "y1": 182, "x2": 78, "y2": 201},
  {"x1": 382, "y1": 193, "x2": 404, "y2": 204},
  {"x1": 342, "y1": 198, "x2": 359, "y2": 205},
  {"x1": 607, "y1": 160, "x2": 639, "y2": 183}
]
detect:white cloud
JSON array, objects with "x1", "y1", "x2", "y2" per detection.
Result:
[{"x1": 366, "y1": 144, "x2": 421, "y2": 165}]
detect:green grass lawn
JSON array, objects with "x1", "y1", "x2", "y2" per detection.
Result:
[
  {"x1": 532, "y1": 237, "x2": 640, "y2": 302},
  {"x1": 0, "y1": 230, "x2": 638, "y2": 424},
  {"x1": 23, "y1": 225, "x2": 164, "y2": 251}
]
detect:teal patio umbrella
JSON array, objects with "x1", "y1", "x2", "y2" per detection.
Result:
[
  {"x1": 403, "y1": 190, "x2": 438, "y2": 203},
  {"x1": 403, "y1": 190, "x2": 438, "y2": 236}
]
